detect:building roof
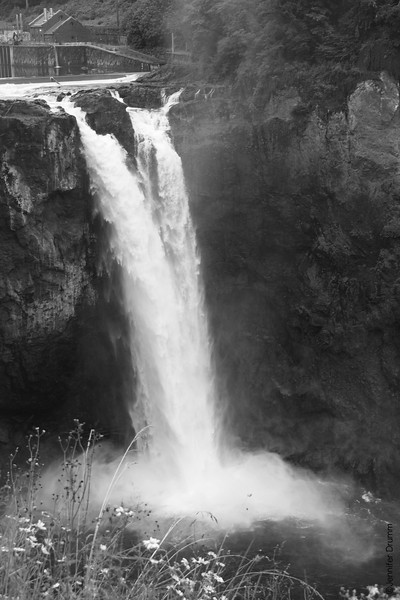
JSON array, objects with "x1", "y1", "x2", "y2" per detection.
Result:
[
  {"x1": 29, "y1": 10, "x2": 68, "y2": 29},
  {"x1": 44, "y1": 15, "x2": 82, "y2": 35},
  {"x1": 29, "y1": 13, "x2": 46, "y2": 27}
]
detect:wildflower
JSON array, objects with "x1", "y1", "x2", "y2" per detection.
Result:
[
  {"x1": 40, "y1": 538, "x2": 53, "y2": 554},
  {"x1": 181, "y1": 557, "x2": 190, "y2": 569},
  {"x1": 212, "y1": 574, "x2": 224, "y2": 583},
  {"x1": 142, "y1": 537, "x2": 160, "y2": 551},
  {"x1": 114, "y1": 505, "x2": 134, "y2": 518},
  {"x1": 207, "y1": 551, "x2": 217, "y2": 558},
  {"x1": 27, "y1": 536, "x2": 39, "y2": 548},
  {"x1": 13, "y1": 547, "x2": 26, "y2": 553},
  {"x1": 35, "y1": 520, "x2": 46, "y2": 531},
  {"x1": 18, "y1": 517, "x2": 30, "y2": 524},
  {"x1": 193, "y1": 556, "x2": 210, "y2": 565},
  {"x1": 100, "y1": 568, "x2": 109, "y2": 575},
  {"x1": 52, "y1": 583, "x2": 60, "y2": 589},
  {"x1": 1, "y1": 547, "x2": 9, "y2": 553},
  {"x1": 367, "y1": 585, "x2": 380, "y2": 598},
  {"x1": 99, "y1": 544, "x2": 107, "y2": 551}
]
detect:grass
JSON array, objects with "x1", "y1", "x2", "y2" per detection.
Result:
[{"x1": 0, "y1": 424, "x2": 397, "y2": 600}]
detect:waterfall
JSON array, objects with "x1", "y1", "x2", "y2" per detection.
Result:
[
  {"x1": 126, "y1": 97, "x2": 218, "y2": 476},
  {"x1": 62, "y1": 94, "x2": 341, "y2": 529},
  {"x1": 63, "y1": 93, "x2": 218, "y2": 488}
]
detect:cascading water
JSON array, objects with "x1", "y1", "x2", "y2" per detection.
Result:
[
  {"x1": 62, "y1": 92, "x2": 342, "y2": 529},
  {"x1": 126, "y1": 96, "x2": 218, "y2": 477}
]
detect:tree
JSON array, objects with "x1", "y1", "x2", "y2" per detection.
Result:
[{"x1": 125, "y1": 0, "x2": 172, "y2": 50}]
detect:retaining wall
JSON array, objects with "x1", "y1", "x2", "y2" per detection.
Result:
[{"x1": 0, "y1": 43, "x2": 157, "y2": 78}]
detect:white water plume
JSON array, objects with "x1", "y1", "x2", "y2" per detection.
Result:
[{"x1": 61, "y1": 94, "x2": 343, "y2": 530}]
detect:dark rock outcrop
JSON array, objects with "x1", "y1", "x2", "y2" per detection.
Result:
[
  {"x1": 72, "y1": 90, "x2": 137, "y2": 155},
  {"x1": 0, "y1": 99, "x2": 91, "y2": 416},
  {"x1": 169, "y1": 72, "x2": 400, "y2": 495},
  {"x1": 0, "y1": 98, "x2": 133, "y2": 461}
]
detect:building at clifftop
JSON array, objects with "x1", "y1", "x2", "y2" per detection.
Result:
[{"x1": 29, "y1": 9, "x2": 91, "y2": 43}]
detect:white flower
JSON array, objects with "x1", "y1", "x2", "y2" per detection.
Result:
[
  {"x1": 181, "y1": 557, "x2": 190, "y2": 569},
  {"x1": 142, "y1": 537, "x2": 160, "y2": 551},
  {"x1": 212, "y1": 574, "x2": 224, "y2": 583},
  {"x1": 207, "y1": 551, "x2": 217, "y2": 558},
  {"x1": 27, "y1": 536, "x2": 39, "y2": 548},
  {"x1": 35, "y1": 520, "x2": 46, "y2": 531},
  {"x1": 99, "y1": 544, "x2": 107, "y2": 551},
  {"x1": 114, "y1": 505, "x2": 134, "y2": 517}
]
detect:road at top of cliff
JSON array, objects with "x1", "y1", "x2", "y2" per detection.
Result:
[{"x1": 0, "y1": 72, "x2": 144, "y2": 99}]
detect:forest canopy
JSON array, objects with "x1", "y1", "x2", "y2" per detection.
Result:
[{"x1": 124, "y1": 0, "x2": 400, "y2": 110}]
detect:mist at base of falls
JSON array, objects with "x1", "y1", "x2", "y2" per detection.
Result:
[
  {"x1": 52, "y1": 93, "x2": 352, "y2": 542},
  {"x1": 63, "y1": 441, "x2": 344, "y2": 530}
]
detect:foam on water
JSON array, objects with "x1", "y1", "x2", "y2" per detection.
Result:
[{"x1": 0, "y1": 73, "x2": 142, "y2": 100}]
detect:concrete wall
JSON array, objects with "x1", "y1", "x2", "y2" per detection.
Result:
[
  {"x1": 0, "y1": 43, "x2": 157, "y2": 77},
  {"x1": 84, "y1": 46, "x2": 153, "y2": 74},
  {"x1": 12, "y1": 45, "x2": 56, "y2": 77},
  {"x1": 0, "y1": 45, "x2": 11, "y2": 76}
]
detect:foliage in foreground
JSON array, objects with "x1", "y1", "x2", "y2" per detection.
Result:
[
  {"x1": 0, "y1": 424, "x2": 397, "y2": 600},
  {"x1": 0, "y1": 424, "x2": 324, "y2": 600}
]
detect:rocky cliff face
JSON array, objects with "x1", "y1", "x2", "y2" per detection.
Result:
[
  {"x1": 0, "y1": 98, "x2": 133, "y2": 458},
  {"x1": 169, "y1": 72, "x2": 400, "y2": 495}
]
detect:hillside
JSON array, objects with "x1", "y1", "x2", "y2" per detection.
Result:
[{"x1": 1, "y1": 0, "x2": 131, "y2": 29}]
